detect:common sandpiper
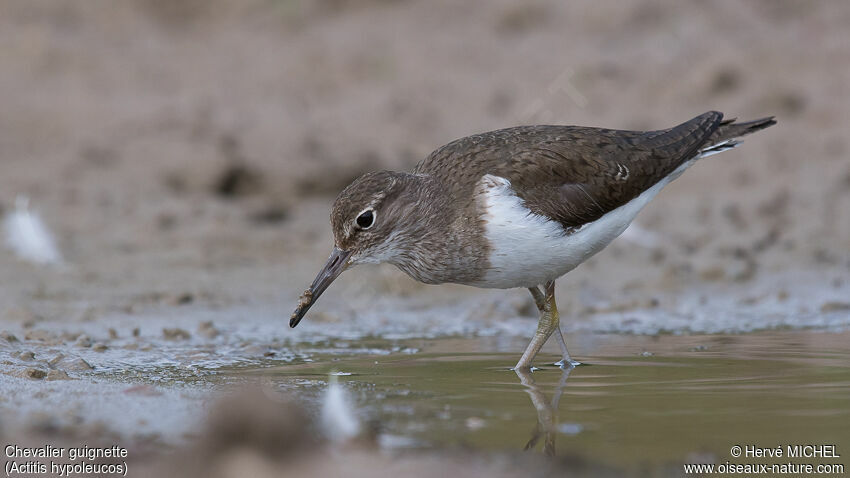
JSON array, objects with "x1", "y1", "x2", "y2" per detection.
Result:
[{"x1": 290, "y1": 111, "x2": 776, "y2": 370}]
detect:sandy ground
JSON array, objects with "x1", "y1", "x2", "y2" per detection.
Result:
[{"x1": 1, "y1": 1, "x2": 849, "y2": 476}]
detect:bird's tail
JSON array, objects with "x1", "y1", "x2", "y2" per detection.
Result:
[
  {"x1": 713, "y1": 116, "x2": 777, "y2": 143},
  {"x1": 698, "y1": 115, "x2": 776, "y2": 158}
]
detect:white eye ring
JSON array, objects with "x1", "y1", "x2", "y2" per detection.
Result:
[{"x1": 355, "y1": 208, "x2": 376, "y2": 229}]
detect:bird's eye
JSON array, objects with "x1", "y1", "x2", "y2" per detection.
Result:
[{"x1": 356, "y1": 209, "x2": 375, "y2": 229}]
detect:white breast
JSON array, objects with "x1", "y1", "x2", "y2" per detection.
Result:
[{"x1": 472, "y1": 161, "x2": 693, "y2": 289}]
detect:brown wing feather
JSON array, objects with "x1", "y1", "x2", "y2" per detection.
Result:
[{"x1": 416, "y1": 111, "x2": 725, "y2": 228}]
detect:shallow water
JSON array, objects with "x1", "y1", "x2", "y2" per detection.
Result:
[
  {"x1": 3, "y1": 315, "x2": 849, "y2": 474},
  {"x1": 249, "y1": 332, "x2": 850, "y2": 472}
]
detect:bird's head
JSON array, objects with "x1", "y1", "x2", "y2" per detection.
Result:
[{"x1": 290, "y1": 170, "x2": 420, "y2": 327}]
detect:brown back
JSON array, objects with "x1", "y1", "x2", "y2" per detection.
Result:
[{"x1": 415, "y1": 111, "x2": 725, "y2": 228}]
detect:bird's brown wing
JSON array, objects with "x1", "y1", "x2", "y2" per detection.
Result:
[{"x1": 416, "y1": 111, "x2": 725, "y2": 228}]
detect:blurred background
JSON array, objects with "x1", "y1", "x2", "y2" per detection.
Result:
[
  {"x1": 1, "y1": 1, "x2": 849, "y2": 476},
  {"x1": 2, "y1": 0, "x2": 847, "y2": 316}
]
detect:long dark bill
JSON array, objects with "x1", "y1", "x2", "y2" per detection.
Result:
[{"x1": 290, "y1": 247, "x2": 352, "y2": 328}]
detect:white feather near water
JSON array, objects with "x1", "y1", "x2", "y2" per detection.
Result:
[
  {"x1": 3, "y1": 196, "x2": 62, "y2": 265},
  {"x1": 321, "y1": 374, "x2": 360, "y2": 442}
]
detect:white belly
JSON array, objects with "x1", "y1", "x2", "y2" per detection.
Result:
[{"x1": 472, "y1": 162, "x2": 693, "y2": 289}]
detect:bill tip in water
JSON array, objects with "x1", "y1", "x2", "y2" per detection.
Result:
[{"x1": 290, "y1": 288, "x2": 314, "y2": 328}]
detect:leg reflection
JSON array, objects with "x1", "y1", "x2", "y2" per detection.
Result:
[{"x1": 514, "y1": 366, "x2": 575, "y2": 457}]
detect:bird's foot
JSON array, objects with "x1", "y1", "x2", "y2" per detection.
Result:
[
  {"x1": 511, "y1": 365, "x2": 541, "y2": 373},
  {"x1": 554, "y1": 358, "x2": 582, "y2": 368}
]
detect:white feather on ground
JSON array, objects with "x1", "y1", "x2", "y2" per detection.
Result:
[
  {"x1": 3, "y1": 196, "x2": 62, "y2": 265},
  {"x1": 320, "y1": 374, "x2": 360, "y2": 442}
]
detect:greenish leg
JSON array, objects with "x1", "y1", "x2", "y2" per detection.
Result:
[
  {"x1": 553, "y1": 329, "x2": 581, "y2": 368},
  {"x1": 515, "y1": 281, "x2": 560, "y2": 370},
  {"x1": 528, "y1": 285, "x2": 546, "y2": 311},
  {"x1": 517, "y1": 282, "x2": 580, "y2": 370}
]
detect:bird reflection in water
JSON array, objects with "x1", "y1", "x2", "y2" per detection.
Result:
[{"x1": 514, "y1": 365, "x2": 576, "y2": 456}]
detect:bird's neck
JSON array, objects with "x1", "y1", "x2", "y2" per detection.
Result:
[{"x1": 389, "y1": 173, "x2": 488, "y2": 285}]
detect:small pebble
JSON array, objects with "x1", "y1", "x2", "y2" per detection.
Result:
[
  {"x1": 52, "y1": 356, "x2": 93, "y2": 372},
  {"x1": 0, "y1": 331, "x2": 19, "y2": 342},
  {"x1": 92, "y1": 343, "x2": 108, "y2": 352},
  {"x1": 25, "y1": 329, "x2": 52, "y2": 341},
  {"x1": 47, "y1": 353, "x2": 65, "y2": 367},
  {"x1": 75, "y1": 334, "x2": 92, "y2": 348},
  {"x1": 46, "y1": 370, "x2": 71, "y2": 381},
  {"x1": 172, "y1": 293, "x2": 194, "y2": 306},
  {"x1": 60, "y1": 331, "x2": 81, "y2": 342},
  {"x1": 24, "y1": 368, "x2": 47, "y2": 380},
  {"x1": 163, "y1": 328, "x2": 191, "y2": 340}
]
